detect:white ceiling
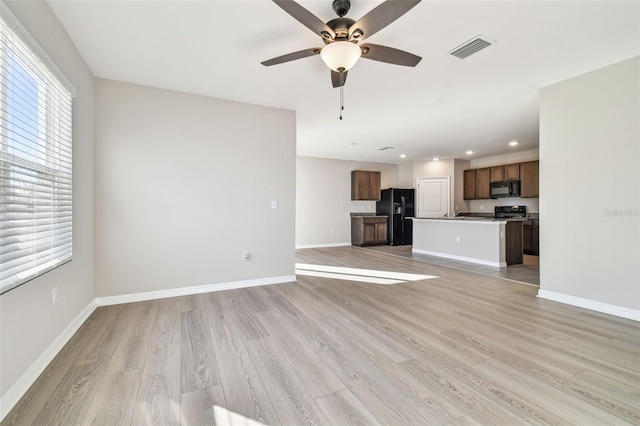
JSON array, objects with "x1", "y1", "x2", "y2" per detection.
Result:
[{"x1": 47, "y1": 0, "x2": 639, "y2": 164}]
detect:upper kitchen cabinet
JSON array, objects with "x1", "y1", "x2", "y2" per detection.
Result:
[
  {"x1": 504, "y1": 163, "x2": 520, "y2": 180},
  {"x1": 463, "y1": 169, "x2": 476, "y2": 200},
  {"x1": 351, "y1": 170, "x2": 381, "y2": 200},
  {"x1": 490, "y1": 166, "x2": 504, "y2": 182},
  {"x1": 475, "y1": 168, "x2": 491, "y2": 199},
  {"x1": 520, "y1": 160, "x2": 539, "y2": 198}
]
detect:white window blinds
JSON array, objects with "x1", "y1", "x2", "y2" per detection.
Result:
[{"x1": 0, "y1": 14, "x2": 73, "y2": 294}]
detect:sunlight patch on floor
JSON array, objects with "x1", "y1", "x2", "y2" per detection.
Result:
[
  {"x1": 214, "y1": 405, "x2": 262, "y2": 425},
  {"x1": 295, "y1": 263, "x2": 437, "y2": 285}
]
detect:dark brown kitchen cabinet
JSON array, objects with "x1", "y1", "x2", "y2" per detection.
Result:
[
  {"x1": 505, "y1": 163, "x2": 520, "y2": 180},
  {"x1": 523, "y1": 219, "x2": 539, "y2": 255},
  {"x1": 463, "y1": 169, "x2": 476, "y2": 200},
  {"x1": 465, "y1": 167, "x2": 491, "y2": 199},
  {"x1": 351, "y1": 216, "x2": 388, "y2": 246},
  {"x1": 351, "y1": 170, "x2": 381, "y2": 201},
  {"x1": 490, "y1": 166, "x2": 504, "y2": 182},
  {"x1": 505, "y1": 221, "x2": 524, "y2": 265},
  {"x1": 520, "y1": 160, "x2": 539, "y2": 198},
  {"x1": 475, "y1": 167, "x2": 490, "y2": 199}
]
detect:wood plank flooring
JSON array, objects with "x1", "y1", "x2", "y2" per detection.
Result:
[
  {"x1": 3, "y1": 246, "x2": 639, "y2": 425},
  {"x1": 362, "y1": 245, "x2": 541, "y2": 285}
]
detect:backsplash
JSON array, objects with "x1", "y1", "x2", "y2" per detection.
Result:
[
  {"x1": 467, "y1": 197, "x2": 539, "y2": 214},
  {"x1": 351, "y1": 200, "x2": 377, "y2": 213}
]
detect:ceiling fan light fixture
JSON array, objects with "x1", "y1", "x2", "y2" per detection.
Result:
[{"x1": 320, "y1": 41, "x2": 361, "y2": 72}]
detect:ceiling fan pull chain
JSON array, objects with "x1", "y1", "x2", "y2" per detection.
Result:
[
  {"x1": 339, "y1": 68, "x2": 345, "y2": 120},
  {"x1": 340, "y1": 85, "x2": 344, "y2": 120}
]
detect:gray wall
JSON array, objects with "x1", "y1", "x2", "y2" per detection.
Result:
[
  {"x1": 95, "y1": 79, "x2": 296, "y2": 297},
  {"x1": 539, "y1": 56, "x2": 639, "y2": 312},
  {"x1": 295, "y1": 156, "x2": 398, "y2": 247},
  {"x1": 0, "y1": 0, "x2": 96, "y2": 398}
]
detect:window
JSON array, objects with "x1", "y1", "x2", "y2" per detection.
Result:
[{"x1": 0, "y1": 13, "x2": 73, "y2": 294}]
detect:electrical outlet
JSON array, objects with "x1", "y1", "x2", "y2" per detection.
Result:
[
  {"x1": 330, "y1": 228, "x2": 334, "y2": 234},
  {"x1": 271, "y1": 200, "x2": 277, "y2": 209},
  {"x1": 242, "y1": 251, "x2": 250, "y2": 261},
  {"x1": 480, "y1": 205, "x2": 484, "y2": 210},
  {"x1": 52, "y1": 287, "x2": 58, "y2": 304},
  {"x1": 456, "y1": 236, "x2": 461, "y2": 243}
]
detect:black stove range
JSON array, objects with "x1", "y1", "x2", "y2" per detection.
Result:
[{"x1": 495, "y1": 205, "x2": 526, "y2": 219}]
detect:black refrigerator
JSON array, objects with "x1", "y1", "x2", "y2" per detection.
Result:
[{"x1": 376, "y1": 188, "x2": 415, "y2": 245}]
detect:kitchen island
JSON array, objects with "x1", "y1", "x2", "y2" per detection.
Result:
[{"x1": 412, "y1": 218, "x2": 523, "y2": 267}]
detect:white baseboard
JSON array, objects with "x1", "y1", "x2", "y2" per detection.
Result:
[
  {"x1": 0, "y1": 274, "x2": 297, "y2": 421},
  {"x1": 296, "y1": 242, "x2": 351, "y2": 249},
  {"x1": 537, "y1": 289, "x2": 640, "y2": 321},
  {"x1": 412, "y1": 248, "x2": 506, "y2": 268},
  {"x1": 95, "y1": 275, "x2": 297, "y2": 306},
  {"x1": 0, "y1": 299, "x2": 98, "y2": 421}
]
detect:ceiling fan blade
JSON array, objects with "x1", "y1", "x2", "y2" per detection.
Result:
[
  {"x1": 331, "y1": 70, "x2": 348, "y2": 88},
  {"x1": 273, "y1": 0, "x2": 335, "y2": 39},
  {"x1": 261, "y1": 47, "x2": 321, "y2": 66},
  {"x1": 360, "y1": 43, "x2": 421, "y2": 67},
  {"x1": 349, "y1": 0, "x2": 420, "y2": 40}
]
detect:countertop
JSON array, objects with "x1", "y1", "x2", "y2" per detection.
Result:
[
  {"x1": 412, "y1": 217, "x2": 527, "y2": 223},
  {"x1": 350, "y1": 212, "x2": 388, "y2": 218}
]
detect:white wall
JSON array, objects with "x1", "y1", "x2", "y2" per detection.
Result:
[
  {"x1": 0, "y1": 0, "x2": 95, "y2": 402},
  {"x1": 539, "y1": 56, "x2": 639, "y2": 316},
  {"x1": 469, "y1": 149, "x2": 540, "y2": 213},
  {"x1": 296, "y1": 156, "x2": 398, "y2": 247},
  {"x1": 470, "y1": 149, "x2": 539, "y2": 168},
  {"x1": 95, "y1": 80, "x2": 296, "y2": 297},
  {"x1": 397, "y1": 162, "x2": 414, "y2": 187}
]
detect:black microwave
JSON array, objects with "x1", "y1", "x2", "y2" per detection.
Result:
[{"x1": 490, "y1": 180, "x2": 520, "y2": 198}]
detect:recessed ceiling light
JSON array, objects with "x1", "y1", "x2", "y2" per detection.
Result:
[
  {"x1": 433, "y1": 157, "x2": 440, "y2": 161},
  {"x1": 509, "y1": 140, "x2": 519, "y2": 146},
  {"x1": 466, "y1": 150, "x2": 474, "y2": 155},
  {"x1": 400, "y1": 154, "x2": 407, "y2": 159}
]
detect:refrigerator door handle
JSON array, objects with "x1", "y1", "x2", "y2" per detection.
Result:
[{"x1": 400, "y1": 196, "x2": 406, "y2": 243}]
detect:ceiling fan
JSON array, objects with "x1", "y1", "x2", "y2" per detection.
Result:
[{"x1": 261, "y1": 0, "x2": 422, "y2": 88}]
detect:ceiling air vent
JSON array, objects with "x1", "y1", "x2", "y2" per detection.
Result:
[
  {"x1": 378, "y1": 146, "x2": 395, "y2": 151},
  {"x1": 449, "y1": 35, "x2": 495, "y2": 59}
]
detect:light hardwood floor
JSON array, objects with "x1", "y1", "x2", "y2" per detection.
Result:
[
  {"x1": 3, "y1": 246, "x2": 639, "y2": 425},
  {"x1": 362, "y1": 244, "x2": 541, "y2": 285}
]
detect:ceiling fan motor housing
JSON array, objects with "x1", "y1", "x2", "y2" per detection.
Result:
[
  {"x1": 332, "y1": 0, "x2": 351, "y2": 17},
  {"x1": 325, "y1": 17, "x2": 356, "y2": 42}
]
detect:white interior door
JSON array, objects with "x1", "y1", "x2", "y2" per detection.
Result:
[{"x1": 416, "y1": 177, "x2": 450, "y2": 218}]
